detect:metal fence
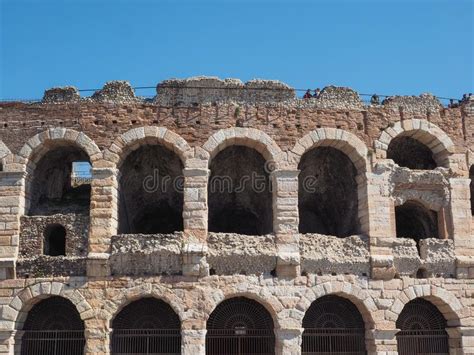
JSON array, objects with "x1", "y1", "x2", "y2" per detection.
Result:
[
  {"x1": 20, "y1": 330, "x2": 85, "y2": 355},
  {"x1": 301, "y1": 328, "x2": 366, "y2": 355},
  {"x1": 397, "y1": 329, "x2": 449, "y2": 355},
  {"x1": 111, "y1": 329, "x2": 181, "y2": 355},
  {"x1": 206, "y1": 328, "x2": 275, "y2": 355}
]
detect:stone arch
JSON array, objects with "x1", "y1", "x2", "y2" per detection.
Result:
[
  {"x1": 291, "y1": 128, "x2": 369, "y2": 236},
  {"x1": 18, "y1": 128, "x2": 101, "y2": 169},
  {"x1": 16, "y1": 129, "x2": 100, "y2": 215},
  {"x1": 7, "y1": 282, "x2": 93, "y2": 331},
  {"x1": 294, "y1": 281, "x2": 377, "y2": 330},
  {"x1": 202, "y1": 127, "x2": 284, "y2": 168},
  {"x1": 293, "y1": 282, "x2": 377, "y2": 352},
  {"x1": 290, "y1": 128, "x2": 368, "y2": 174},
  {"x1": 388, "y1": 285, "x2": 463, "y2": 327},
  {"x1": 110, "y1": 127, "x2": 191, "y2": 234},
  {"x1": 376, "y1": 119, "x2": 455, "y2": 169},
  {"x1": 106, "y1": 126, "x2": 193, "y2": 168},
  {"x1": 203, "y1": 290, "x2": 283, "y2": 330},
  {"x1": 393, "y1": 190, "x2": 446, "y2": 213},
  {"x1": 105, "y1": 286, "x2": 185, "y2": 329}
]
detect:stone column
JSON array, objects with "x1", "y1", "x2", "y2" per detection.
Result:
[
  {"x1": 449, "y1": 326, "x2": 474, "y2": 355},
  {"x1": 271, "y1": 170, "x2": 300, "y2": 278},
  {"x1": 182, "y1": 168, "x2": 209, "y2": 277},
  {"x1": 84, "y1": 325, "x2": 110, "y2": 355},
  {"x1": 274, "y1": 328, "x2": 303, "y2": 355},
  {"x1": 365, "y1": 168, "x2": 397, "y2": 280},
  {"x1": 0, "y1": 171, "x2": 26, "y2": 280},
  {"x1": 0, "y1": 330, "x2": 15, "y2": 355},
  {"x1": 87, "y1": 167, "x2": 118, "y2": 278},
  {"x1": 448, "y1": 178, "x2": 474, "y2": 278},
  {"x1": 181, "y1": 329, "x2": 206, "y2": 355},
  {"x1": 366, "y1": 329, "x2": 398, "y2": 355}
]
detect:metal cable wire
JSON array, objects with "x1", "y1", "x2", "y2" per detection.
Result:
[{"x1": 0, "y1": 84, "x2": 462, "y2": 102}]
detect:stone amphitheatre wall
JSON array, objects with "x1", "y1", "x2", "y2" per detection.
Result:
[{"x1": 0, "y1": 77, "x2": 473, "y2": 354}]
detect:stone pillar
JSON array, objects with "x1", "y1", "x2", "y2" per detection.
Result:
[
  {"x1": 0, "y1": 171, "x2": 26, "y2": 280},
  {"x1": 366, "y1": 329, "x2": 398, "y2": 355},
  {"x1": 84, "y1": 324, "x2": 110, "y2": 355},
  {"x1": 448, "y1": 178, "x2": 474, "y2": 278},
  {"x1": 87, "y1": 167, "x2": 118, "y2": 278},
  {"x1": 365, "y1": 169, "x2": 397, "y2": 280},
  {"x1": 0, "y1": 330, "x2": 15, "y2": 355},
  {"x1": 181, "y1": 329, "x2": 206, "y2": 355},
  {"x1": 275, "y1": 328, "x2": 303, "y2": 355},
  {"x1": 183, "y1": 168, "x2": 209, "y2": 239},
  {"x1": 271, "y1": 170, "x2": 300, "y2": 277},
  {"x1": 451, "y1": 326, "x2": 474, "y2": 355},
  {"x1": 182, "y1": 168, "x2": 209, "y2": 277}
]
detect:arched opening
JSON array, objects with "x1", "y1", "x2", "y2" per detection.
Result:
[
  {"x1": 19, "y1": 296, "x2": 85, "y2": 355},
  {"x1": 118, "y1": 144, "x2": 184, "y2": 234},
  {"x1": 395, "y1": 201, "x2": 438, "y2": 252},
  {"x1": 302, "y1": 295, "x2": 366, "y2": 354},
  {"x1": 298, "y1": 147, "x2": 359, "y2": 237},
  {"x1": 111, "y1": 298, "x2": 181, "y2": 354},
  {"x1": 387, "y1": 136, "x2": 437, "y2": 170},
  {"x1": 208, "y1": 146, "x2": 272, "y2": 235},
  {"x1": 470, "y1": 165, "x2": 474, "y2": 215},
  {"x1": 27, "y1": 145, "x2": 91, "y2": 215},
  {"x1": 43, "y1": 224, "x2": 66, "y2": 256},
  {"x1": 396, "y1": 298, "x2": 449, "y2": 355},
  {"x1": 206, "y1": 297, "x2": 275, "y2": 355}
]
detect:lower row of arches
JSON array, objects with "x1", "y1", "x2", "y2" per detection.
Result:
[{"x1": 18, "y1": 295, "x2": 451, "y2": 355}]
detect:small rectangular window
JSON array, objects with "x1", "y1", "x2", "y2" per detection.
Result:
[{"x1": 71, "y1": 161, "x2": 92, "y2": 187}]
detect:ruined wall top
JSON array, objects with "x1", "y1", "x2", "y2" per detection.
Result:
[
  {"x1": 29, "y1": 76, "x2": 464, "y2": 114},
  {"x1": 155, "y1": 76, "x2": 295, "y2": 105}
]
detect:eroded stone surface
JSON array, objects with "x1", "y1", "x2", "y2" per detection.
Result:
[
  {"x1": 42, "y1": 86, "x2": 80, "y2": 103},
  {"x1": 207, "y1": 233, "x2": 276, "y2": 275},
  {"x1": 300, "y1": 234, "x2": 370, "y2": 275},
  {"x1": 109, "y1": 233, "x2": 183, "y2": 276}
]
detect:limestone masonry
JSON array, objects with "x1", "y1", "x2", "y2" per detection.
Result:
[{"x1": 0, "y1": 76, "x2": 473, "y2": 355}]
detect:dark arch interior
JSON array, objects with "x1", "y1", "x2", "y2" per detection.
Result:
[
  {"x1": 28, "y1": 145, "x2": 91, "y2": 215},
  {"x1": 298, "y1": 147, "x2": 359, "y2": 237},
  {"x1": 470, "y1": 165, "x2": 474, "y2": 215},
  {"x1": 111, "y1": 298, "x2": 181, "y2": 355},
  {"x1": 207, "y1": 297, "x2": 274, "y2": 330},
  {"x1": 21, "y1": 297, "x2": 85, "y2": 355},
  {"x1": 387, "y1": 136, "x2": 437, "y2": 170},
  {"x1": 302, "y1": 295, "x2": 365, "y2": 329},
  {"x1": 396, "y1": 299, "x2": 447, "y2": 330},
  {"x1": 43, "y1": 224, "x2": 66, "y2": 256},
  {"x1": 302, "y1": 295, "x2": 366, "y2": 354},
  {"x1": 208, "y1": 146, "x2": 272, "y2": 235},
  {"x1": 206, "y1": 297, "x2": 275, "y2": 355},
  {"x1": 118, "y1": 144, "x2": 184, "y2": 234},
  {"x1": 23, "y1": 296, "x2": 84, "y2": 330},
  {"x1": 112, "y1": 298, "x2": 180, "y2": 330},
  {"x1": 396, "y1": 299, "x2": 449, "y2": 355},
  {"x1": 395, "y1": 201, "x2": 438, "y2": 244}
]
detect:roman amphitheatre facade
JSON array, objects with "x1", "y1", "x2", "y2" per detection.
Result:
[{"x1": 0, "y1": 77, "x2": 473, "y2": 355}]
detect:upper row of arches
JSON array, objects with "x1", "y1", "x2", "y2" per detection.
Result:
[
  {"x1": 2, "y1": 118, "x2": 456, "y2": 174},
  {"x1": 0, "y1": 121, "x2": 467, "y2": 238}
]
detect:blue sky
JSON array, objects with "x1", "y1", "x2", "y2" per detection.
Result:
[{"x1": 1, "y1": 0, "x2": 472, "y2": 100}]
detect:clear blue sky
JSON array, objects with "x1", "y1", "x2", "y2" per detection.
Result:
[{"x1": 1, "y1": 0, "x2": 472, "y2": 100}]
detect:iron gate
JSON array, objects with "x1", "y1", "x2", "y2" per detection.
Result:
[
  {"x1": 397, "y1": 329, "x2": 449, "y2": 355},
  {"x1": 20, "y1": 330, "x2": 85, "y2": 355},
  {"x1": 302, "y1": 295, "x2": 367, "y2": 354},
  {"x1": 111, "y1": 329, "x2": 181, "y2": 355},
  {"x1": 206, "y1": 328, "x2": 275, "y2": 355},
  {"x1": 302, "y1": 328, "x2": 366, "y2": 355}
]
